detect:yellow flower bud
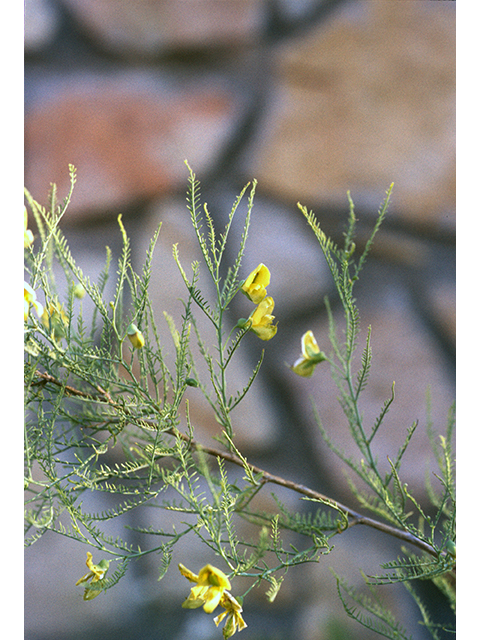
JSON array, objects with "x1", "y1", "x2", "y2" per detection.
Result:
[
  {"x1": 24, "y1": 207, "x2": 34, "y2": 248},
  {"x1": 292, "y1": 330, "x2": 326, "y2": 377},
  {"x1": 214, "y1": 591, "x2": 247, "y2": 637},
  {"x1": 24, "y1": 282, "x2": 44, "y2": 321},
  {"x1": 73, "y1": 283, "x2": 86, "y2": 299},
  {"x1": 127, "y1": 323, "x2": 145, "y2": 349}
]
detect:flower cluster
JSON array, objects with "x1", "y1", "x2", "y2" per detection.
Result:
[
  {"x1": 240, "y1": 263, "x2": 277, "y2": 341},
  {"x1": 179, "y1": 563, "x2": 247, "y2": 638},
  {"x1": 75, "y1": 552, "x2": 111, "y2": 601}
]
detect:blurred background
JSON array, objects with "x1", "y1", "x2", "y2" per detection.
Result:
[{"x1": 24, "y1": 1, "x2": 455, "y2": 639}]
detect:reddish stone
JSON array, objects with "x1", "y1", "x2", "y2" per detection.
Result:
[{"x1": 25, "y1": 74, "x2": 238, "y2": 220}]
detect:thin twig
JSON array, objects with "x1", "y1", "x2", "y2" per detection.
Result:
[
  {"x1": 32, "y1": 370, "x2": 439, "y2": 558},
  {"x1": 177, "y1": 437, "x2": 438, "y2": 558}
]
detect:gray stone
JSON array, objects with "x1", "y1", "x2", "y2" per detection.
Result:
[
  {"x1": 25, "y1": 0, "x2": 61, "y2": 52},
  {"x1": 60, "y1": 0, "x2": 266, "y2": 56}
]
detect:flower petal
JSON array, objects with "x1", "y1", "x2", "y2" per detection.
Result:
[
  {"x1": 292, "y1": 358, "x2": 316, "y2": 378},
  {"x1": 197, "y1": 565, "x2": 231, "y2": 590},
  {"x1": 302, "y1": 330, "x2": 320, "y2": 358},
  {"x1": 241, "y1": 264, "x2": 271, "y2": 304},
  {"x1": 178, "y1": 563, "x2": 199, "y2": 583},
  {"x1": 249, "y1": 297, "x2": 278, "y2": 340},
  {"x1": 203, "y1": 587, "x2": 224, "y2": 613}
]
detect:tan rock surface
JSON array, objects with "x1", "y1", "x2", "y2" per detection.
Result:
[{"x1": 254, "y1": 0, "x2": 455, "y2": 230}]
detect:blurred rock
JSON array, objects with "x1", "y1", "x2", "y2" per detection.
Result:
[
  {"x1": 24, "y1": 0, "x2": 61, "y2": 52},
  {"x1": 25, "y1": 72, "x2": 243, "y2": 221},
  {"x1": 60, "y1": 0, "x2": 266, "y2": 57},
  {"x1": 254, "y1": 0, "x2": 455, "y2": 230},
  {"x1": 424, "y1": 280, "x2": 456, "y2": 348}
]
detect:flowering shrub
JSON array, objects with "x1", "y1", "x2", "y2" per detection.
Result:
[{"x1": 24, "y1": 163, "x2": 455, "y2": 639}]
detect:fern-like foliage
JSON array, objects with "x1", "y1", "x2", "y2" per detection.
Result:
[
  {"x1": 334, "y1": 571, "x2": 414, "y2": 640},
  {"x1": 298, "y1": 186, "x2": 455, "y2": 638},
  {"x1": 24, "y1": 167, "x2": 454, "y2": 638}
]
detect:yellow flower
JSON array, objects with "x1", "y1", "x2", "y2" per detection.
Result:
[
  {"x1": 127, "y1": 323, "x2": 145, "y2": 349},
  {"x1": 24, "y1": 282, "x2": 44, "y2": 321},
  {"x1": 41, "y1": 302, "x2": 69, "y2": 340},
  {"x1": 24, "y1": 207, "x2": 34, "y2": 248},
  {"x1": 241, "y1": 264, "x2": 270, "y2": 304},
  {"x1": 75, "y1": 552, "x2": 110, "y2": 601},
  {"x1": 179, "y1": 563, "x2": 231, "y2": 614},
  {"x1": 292, "y1": 330, "x2": 327, "y2": 377},
  {"x1": 248, "y1": 296, "x2": 277, "y2": 341},
  {"x1": 214, "y1": 591, "x2": 247, "y2": 638}
]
